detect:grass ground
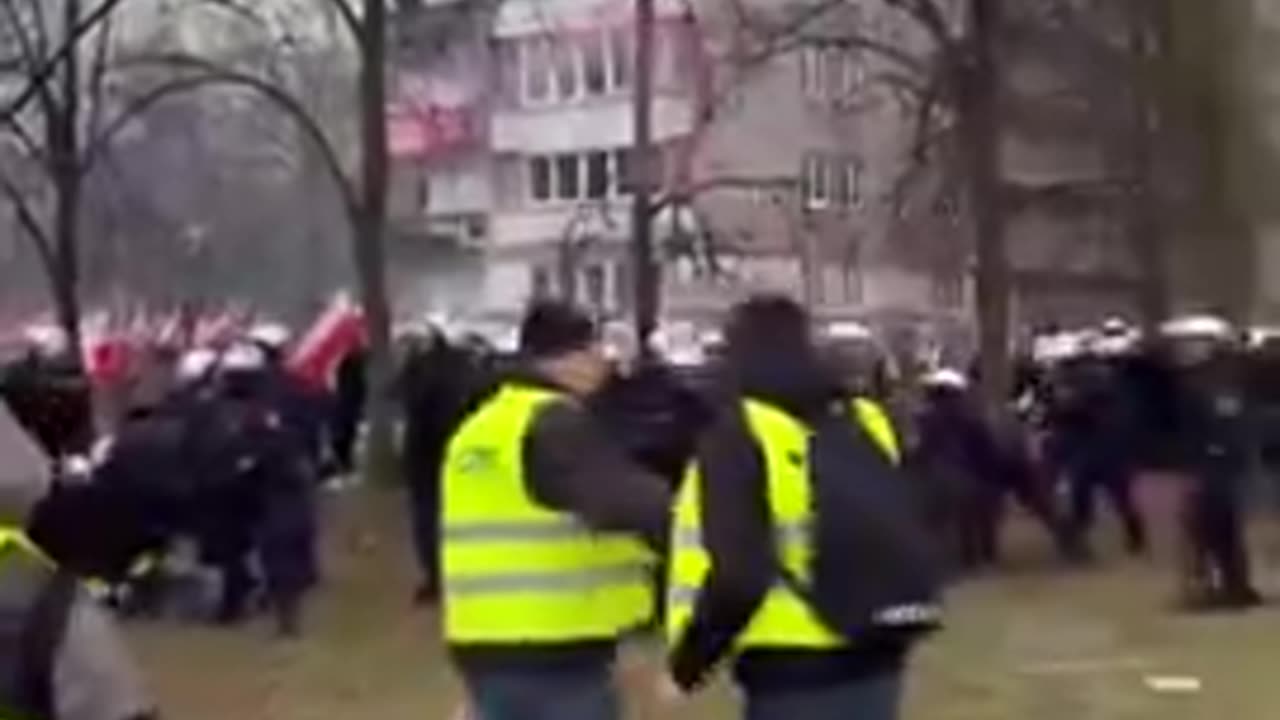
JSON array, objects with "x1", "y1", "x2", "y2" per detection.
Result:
[{"x1": 127, "y1": 486, "x2": 1280, "y2": 720}]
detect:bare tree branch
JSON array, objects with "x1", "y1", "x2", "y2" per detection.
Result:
[
  {"x1": 102, "y1": 53, "x2": 359, "y2": 218},
  {"x1": 320, "y1": 0, "x2": 362, "y2": 48},
  {"x1": 0, "y1": 0, "x2": 59, "y2": 123},
  {"x1": 722, "y1": 0, "x2": 929, "y2": 79},
  {"x1": 653, "y1": 174, "x2": 798, "y2": 213},
  {"x1": 84, "y1": 10, "x2": 114, "y2": 145},
  {"x1": 0, "y1": 112, "x2": 44, "y2": 166},
  {"x1": 0, "y1": 167, "x2": 55, "y2": 277},
  {"x1": 0, "y1": 0, "x2": 128, "y2": 126},
  {"x1": 884, "y1": 0, "x2": 956, "y2": 49}
]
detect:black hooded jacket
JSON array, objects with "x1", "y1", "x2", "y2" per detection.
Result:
[{"x1": 668, "y1": 346, "x2": 908, "y2": 692}]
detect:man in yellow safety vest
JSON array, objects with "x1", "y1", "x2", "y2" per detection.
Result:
[
  {"x1": 440, "y1": 301, "x2": 671, "y2": 720},
  {"x1": 664, "y1": 296, "x2": 917, "y2": 720}
]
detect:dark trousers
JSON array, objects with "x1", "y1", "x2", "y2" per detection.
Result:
[
  {"x1": 1186, "y1": 485, "x2": 1256, "y2": 598},
  {"x1": 405, "y1": 468, "x2": 440, "y2": 597},
  {"x1": 463, "y1": 665, "x2": 619, "y2": 720},
  {"x1": 330, "y1": 402, "x2": 361, "y2": 474},
  {"x1": 1068, "y1": 464, "x2": 1147, "y2": 553},
  {"x1": 258, "y1": 486, "x2": 318, "y2": 636},
  {"x1": 746, "y1": 672, "x2": 903, "y2": 720}
]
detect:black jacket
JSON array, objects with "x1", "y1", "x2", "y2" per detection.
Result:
[
  {"x1": 668, "y1": 353, "x2": 908, "y2": 693},
  {"x1": 448, "y1": 370, "x2": 671, "y2": 673}
]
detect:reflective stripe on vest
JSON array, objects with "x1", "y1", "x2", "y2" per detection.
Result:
[
  {"x1": 0, "y1": 529, "x2": 50, "y2": 568},
  {"x1": 666, "y1": 396, "x2": 899, "y2": 651},
  {"x1": 853, "y1": 398, "x2": 901, "y2": 465},
  {"x1": 442, "y1": 384, "x2": 654, "y2": 643}
]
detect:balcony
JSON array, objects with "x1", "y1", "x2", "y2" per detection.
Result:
[{"x1": 491, "y1": 96, "x2": 696, "y2": 154}]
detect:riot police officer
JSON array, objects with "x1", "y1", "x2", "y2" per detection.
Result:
[{"x1": 1162, "y1": 315, "x2": 1262, "y2": 610}]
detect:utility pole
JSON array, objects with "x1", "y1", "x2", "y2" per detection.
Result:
[{"x1": 631, "y1": 0, "x2": 658, "y2": 354}]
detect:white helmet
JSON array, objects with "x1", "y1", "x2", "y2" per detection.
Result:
[
  {"x1": 220, "y1": 342, "x2": 267, "y2": 372},
  {"x1": 177, "y1": 348, "x2": 219, "y2": 381},
  {"x1": 22, "y1": 324, "x2": 67, "y2": 356},
  {"x1": 247, "y1": 323, "x2": 291, "y2": 349},
  {"x1": 921, "y1": 368, "x2": 969, "y2": 390},
  {"x1": 1160, "y1": 314, "x2": 1233, "y2": 341},
  {"x1": 1033, "y1": 332, "x2": 1084, "y2": 363}
]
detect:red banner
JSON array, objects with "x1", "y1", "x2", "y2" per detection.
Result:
[
  {"x1": 287, "y1": 298, "x2": 366, "y2": 390},
  {"x1": 388, "y1": 104, "x2": 473, "y2": 160}
]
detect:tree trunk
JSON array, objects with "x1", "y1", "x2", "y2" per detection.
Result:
[
  {"x1": 53, "y1": 0, "x2": 85, "y2": 366},
  {"x1": 631, "y1": 0, "x2": 659, "y2": 354},
  {"x1": 1166, "y1": 0, "x2": 1255, "y2": 323},
  {"x1": 355, "y1": 0, "x2": 397, "y2": 483},
  {"x1": 1129, "y1": 0, "x2": 1169, "y2": 335},
  {"x1": 963, "y1": 0, "x2": 1010, "y2": 415}
]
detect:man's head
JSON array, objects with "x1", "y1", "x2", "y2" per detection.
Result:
[{"x1": 519, "y1": 300, "x2": 609, "y2": 397}]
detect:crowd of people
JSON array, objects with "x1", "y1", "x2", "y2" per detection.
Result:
[{"x1": 0, "y1": 293, "x2": 1273, "y2": 720}]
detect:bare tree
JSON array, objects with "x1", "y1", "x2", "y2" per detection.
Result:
[
  {"x1": 715, "y1": 0, "x2": 1012, "y2": 406},
  {"x1": 0, "y1": 0, "x2": 138, "y2": 361}
]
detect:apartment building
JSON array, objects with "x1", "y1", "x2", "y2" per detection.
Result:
[
  {"x1": 997, "y1": 0, "x2": 1142, "y2": 328},
  {"x1": 679, "y1": 1, "x2": 957, "y2": 325},
  {"x1": 385, "y1": 0, "x2": 965, "y2": 330},
  {"x1": 480, "y1": 0, "x2": 698, "y2": 317},
  {"x1": 387, "y1": 0, "x2": 496, "y2": 315}
]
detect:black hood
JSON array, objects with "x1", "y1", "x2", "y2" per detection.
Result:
[{"x1": 729, "y1": 345, "x2": 843, "y2": 420}]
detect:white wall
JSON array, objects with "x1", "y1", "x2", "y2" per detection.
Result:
[
  {"x1": 494, "y1": 0, "x2": 691, "y2": 37},
  {"x1": 491, "y1": 96, "x2": 695, "y2": 153}
]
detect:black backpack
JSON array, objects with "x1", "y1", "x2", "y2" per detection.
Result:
[{"x1": 781, "y1": 403, "x2": 944, "y2": 643}]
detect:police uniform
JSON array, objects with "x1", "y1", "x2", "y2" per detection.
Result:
[{"x1": 441, "y1": 384, "x2": 655, "y2": 720}]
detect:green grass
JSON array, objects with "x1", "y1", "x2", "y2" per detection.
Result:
[{"x1": 128, "y1": 488, "x2": 1280, "y2": 720}]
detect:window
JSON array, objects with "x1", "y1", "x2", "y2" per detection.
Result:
[
  {"x1": 800, "y1": 47, "x2": 822, "y2": 98},
  {"x1": 523, "y1": 39, "x2": 552, "y2": 104},
  {"x1": 614, "y1": 149, "x2": 632, "y2": 194},
  {"x1": 823, "y1": 47, "x2": 845, "y2": 99},
  {"x1": 609, "y1": 27, "x2": 632, "y2": 90},
  {"x1": 932, "y1": 275, "x2": 964, "y2": 307},
  {"x1": 584, "y1": 264, "x2": 607, "y2": 309},
  {"x1": 614, "y1": 262, "x2": 631, "y2": 310},
  {"x1": 934, "y1": 195, "x2": 960, "y2": 223},
  {"x1": 531, "y1": 266, "x2": 552, "y2": 299},
  {"x1": 803, "y1": 155, "x2": 830, "y2": 208},
  {"x1": 414, "y1": 167, "x2": 429, "y2": 208},
  {"x1": 800, "y1": 45, "x2": 864, "y2": 102},
  {"x1": 586, "y1": 151, "x2": 610, "y2": 199},
  {"x1": 554, "y1": 40, "x2": 579, "y2": 99},
  {"x1": 519, "y1": 29, "x2": 633, "y2": 106},
  {"x1": 583, "y1": 33, "x2": 608, "y2": 95},
  {"x1": 529, "y1": 156, "x2": 552, "y2": 201},
  {"x1": 842, "y1": 54, "x2": 867, "y2": 97},
  {"x1": 837, "y1": 160, "x2": 862, "y2": 207},
  {"x1": 844, "y1": 267, "x2": 864, "y2": 303},
  {"x1": 527, "y1": 149, "x2": 643, "y2": 203},
  {"x1": 555, "y1": 154, "x2": 580, "y2": 200}
]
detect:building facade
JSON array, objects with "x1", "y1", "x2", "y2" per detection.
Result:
[{"x1": 388, "y1": 0, "x2": 966, "y2": 331}]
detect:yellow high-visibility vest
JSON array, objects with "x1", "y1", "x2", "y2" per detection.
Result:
[
  {"x1": 441, "y1": 384, "x2": 654, "y2": 643},
  {"x1": 0, "y1": 528, "x2": 51, "y2": 568},
  {"x1": 667, "y1": 397, "x2": 900, "y2": 651}
]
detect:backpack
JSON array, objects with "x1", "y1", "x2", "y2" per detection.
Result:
[{"x1": 781, "y1": 403, "x2": 944, "y2": 643}]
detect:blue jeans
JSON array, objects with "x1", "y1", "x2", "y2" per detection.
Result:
[
  {"x1": 463, "y1": 666, "x2": 620, "y2": 720},
  {"x1": 745, "y1": 672, "x2": 904, "y2": 720}
]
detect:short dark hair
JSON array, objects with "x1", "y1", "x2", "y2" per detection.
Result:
[
  {"x1": 725, "y1": 295, "x2": 811, "y2": 358},
  {"x1": 518, "y1": 299, "x2": 598, "y2": 359}
]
